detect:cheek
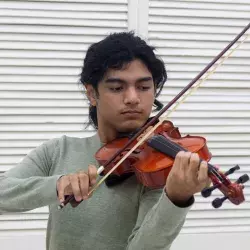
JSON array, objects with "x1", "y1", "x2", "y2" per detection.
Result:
[
  {"x1": 144, "y1": 93, "x2": 155, "y2": 109},
  {"x1": 98, "y1": 95, "x2": 120, "y2": 115}
]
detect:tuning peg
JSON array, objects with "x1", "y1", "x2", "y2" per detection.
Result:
[
  {"x1": 224, "y1": 165, "x2": 240, "y2": 176},
  {"x1": 212, "y1": 196, "x2": 228, "y2": 208},
  {"x1": 201, "y1": 184, "x2": 220, "y2": 198},
  {"x1": 236, "y1": 174, "x2": 249, "y2": 184}
]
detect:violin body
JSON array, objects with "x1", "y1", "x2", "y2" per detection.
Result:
[
  {"x1": 95, "y1": 120, "x2": 212, "y2": 188},
  {"x1": 134, "y1": 133, "x2": 211, "y2": 188},
  {"x1": 95, "y1": 120, "x2": 178, "y2": 177}
]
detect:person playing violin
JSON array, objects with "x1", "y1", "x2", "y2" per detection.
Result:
[{"x1": 0, "y1": 32, "x2": 210, "y2": 250}]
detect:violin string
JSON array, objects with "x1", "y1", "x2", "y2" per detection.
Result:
[
  {"x1": 153, "y1": 136, "x2": 222, "y2": 180},
  {"x1": 87, "y1": 32, "x2": 250, "y2": 196}
]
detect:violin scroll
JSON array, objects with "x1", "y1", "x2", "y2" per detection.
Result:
[{"x1": 202, "y1": 165, "x2": 249, "y2": 208}]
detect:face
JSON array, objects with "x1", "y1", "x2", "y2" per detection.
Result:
[{"x1": 86, "y1": 59, "x2": 155, "y2": 136}]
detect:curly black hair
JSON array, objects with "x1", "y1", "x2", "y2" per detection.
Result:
[{"x1": 80, "y1": 31, "x2": 167, "y2": 129}]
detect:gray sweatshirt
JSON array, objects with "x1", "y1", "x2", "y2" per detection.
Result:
[{"x1": 0, "y1": 134, "x2": 192, "y2": 250}]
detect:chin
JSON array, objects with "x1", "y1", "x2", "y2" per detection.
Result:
[{"x1": 117, "y1": 119, "x2": 145, "y2": 132}]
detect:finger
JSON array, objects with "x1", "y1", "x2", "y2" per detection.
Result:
[
  {"x1": 205, "y1": 179, "x2": 212, "y2": 190},
  {"x1": 88, "y1": 165, "x2": 98, "y2": 186},
  {"x1": 57, "y1": 177, "x2": 68, "y2": 203},
  {"x1": 206, "y1": 178, "x2": 212, "y2": 187},
  {"x1": 188, "y1": 153, "x2": 200, "y2": 183},
  {"x1": 181, "y1": 151, "x2": 192, "y2": 174},
  {"x1": 69, "y1": 174, "x2": 82, "y2": 202},
  {"x1": 79, "y1": 172, "x2": 89, "y2": 200},
  {"x1": 197, "y1": 160, "x2": 209, "y2": 186},
  {"x1": 173, "y1": 151, "x2": 185, "y2": 171}
]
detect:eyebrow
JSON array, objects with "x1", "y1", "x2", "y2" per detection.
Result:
[{"x1": 104, "y1": 76, "x2": 153, "y2": 84}]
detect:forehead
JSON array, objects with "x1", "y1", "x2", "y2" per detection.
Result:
[{"x1": 104, "y1": 59, "x2": 152, "y2": 79}]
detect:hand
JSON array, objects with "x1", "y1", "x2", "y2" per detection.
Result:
[
  {"x1": 165, "y1": 151, "x2": 210, "y2": 204},
  {"x1": 56, "y1": 165, "x2": 97, "y2": 203}
]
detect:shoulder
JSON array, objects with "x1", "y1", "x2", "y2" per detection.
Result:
[
  {"x1": 50, "y1": 133, "x2": 101, "y2": 155},
  {"x1": 56, "y1": 133, "x2": 100, "y2": 147}
]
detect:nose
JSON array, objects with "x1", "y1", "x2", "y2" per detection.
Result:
[{"x1": 123, "y1": 86, "x2": 140, "y2": 106}]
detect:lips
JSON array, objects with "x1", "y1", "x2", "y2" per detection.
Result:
[{"x1": 121, "y1": 110, "x2": 142, "y2": 114}]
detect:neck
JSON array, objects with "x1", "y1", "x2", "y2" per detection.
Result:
[
  {"x1": 97, "y1": 127, "x2": 117, "y2": 144},
  {"x1": 97, "y1": 117, "x2": 118, "y2": 144}
]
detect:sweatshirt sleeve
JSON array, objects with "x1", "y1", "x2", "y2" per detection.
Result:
[
  {"x1": 126, "y1": 187, "x2": 193, "y2": 250},
  {"x1": 0, "y1": 138, "x2": 62, "y2": 213}
]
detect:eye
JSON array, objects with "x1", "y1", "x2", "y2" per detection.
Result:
[
  {"x1": 110, "y1": 86, "x2": 123, "y2": 92},
  {"x1": 138, "y1": 86, "x2": 151, "y2": 91}
]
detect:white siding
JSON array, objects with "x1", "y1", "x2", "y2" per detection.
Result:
[
  {"x1": 0, "y1": 0, "x2": 127, "y2": 249},
  {"x1": 148, "y1": 0, "x2": 250, "y2": 248},
  {"x1": 1, "y1": 0, "x2": 250, "y2": 249}
]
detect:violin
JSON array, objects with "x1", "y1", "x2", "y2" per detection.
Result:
[
  {"x1": 95, "y1": 120, "x2": 248, "y2": 208},
  {"x1": 58, "y1": 22, "x2": 250, "y2": 210},
  {"x1": 95, "y1": 120, "x2": 210, "y2": 188}
]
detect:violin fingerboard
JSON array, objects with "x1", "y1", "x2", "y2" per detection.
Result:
[{"x1": 147, "y1": 135, "x2": 187, "y2": 158}]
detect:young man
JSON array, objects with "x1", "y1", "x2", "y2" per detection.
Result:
[{"x1": 0, "y1": 32, "x2": 209, "y2": 250}]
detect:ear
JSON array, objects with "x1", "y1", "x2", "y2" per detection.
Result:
[{"x1": 85, "y1": 84, "x2": 97, "y2": 106}]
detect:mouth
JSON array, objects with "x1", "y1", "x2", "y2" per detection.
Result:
[
  {"x1": 120, "y1": 111, "x2": 142, "y2": 120},
  {"x1": 121, "y1": 110, "x2": 142, "y2": 115},
  {"x1": 121, "y1": 112, "x2": 142, "y2": 117}
]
